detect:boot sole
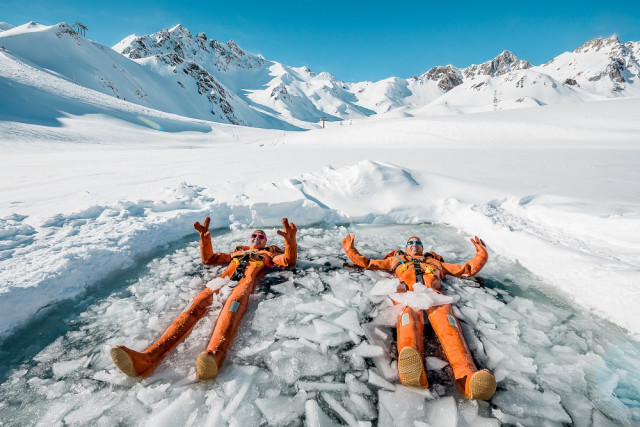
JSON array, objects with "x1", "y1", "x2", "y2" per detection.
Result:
[
  {"x1": 398, "y1": 347, "x2": 425, "y2": 387},
  {"x1": 110, "y1": 346, "x2": 139, "y2": 377},
  {"x1": 468, "y1": 370, "x2": 497, "y2": 400},
  {"x1": 196, "y1": 352, "x2": 219, "y2": 381}
]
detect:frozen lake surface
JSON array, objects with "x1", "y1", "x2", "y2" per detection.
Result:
[{"x1": 1, "y1": 223, "x2": 639, "y2": 426}]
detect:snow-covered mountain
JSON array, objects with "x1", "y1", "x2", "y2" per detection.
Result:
[
  {"x1": 535, "y1": 35, "x2": 640, "y2": 97},
  {"x1": 1, "y1": 21, "x2": 639, "y2": 128},
  {"x1": 0, "y1": 22, "x2": 294, "y2": 129}
]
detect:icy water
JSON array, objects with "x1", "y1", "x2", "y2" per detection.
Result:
[{"x1": 1, "y1": 224, "x2": 639, "y2": 426}]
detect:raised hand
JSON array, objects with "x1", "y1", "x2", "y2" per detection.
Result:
[
  {"x1": 277, "y1": 217, "x2": 297, "y2": 242},
  {"x1": 194, "y1": 216, "x2": 211, "y2": 235},
  {"x1": 342, "y1": 234, "x2": 355, "y2": 253},
  {"x1": 470, "y1": 236, "x2": 486, "y2": 252}
]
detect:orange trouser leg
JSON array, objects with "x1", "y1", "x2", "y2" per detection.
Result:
[
  {"x1": 204, "y1": 277, "x2": 255, "y2": 370},
  {"x1": 112, "y1": 287, "x2": 214, "y2": 377},
  {"x1": 427, "y1": 304, "x2": 477, "y2": 383},
  {"x1": 396, "y1": 306, "x2": 428, "y2": 387}
]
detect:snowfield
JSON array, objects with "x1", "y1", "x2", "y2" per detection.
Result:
[{"x1": 2, "y1": 20, "x2": 640, "y2": 427}]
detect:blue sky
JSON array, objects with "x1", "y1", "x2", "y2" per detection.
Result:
[{"x1": 2, "y1": 0, "x2": 640, "y2": 82}]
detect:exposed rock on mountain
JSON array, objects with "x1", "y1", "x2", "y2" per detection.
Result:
[
  {"x1": 420, "y1": 65, "x2": 463, "y2": 91},
  {"x1": 464, "y1": 50, "x2": 532, "y2": 78}
]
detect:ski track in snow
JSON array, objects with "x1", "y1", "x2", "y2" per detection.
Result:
[{"x1": 1, "y1": 225, "x2": 638, "y2": 426}]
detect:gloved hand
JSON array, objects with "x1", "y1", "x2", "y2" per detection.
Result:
[
  {"x1": 342, "y1": 234, "x2": 355, "y2": 253},
  {"x1": 277, "y1": 217, "x2": 297, "y2": 242},
  {"x1": 194, "y1": 217, "x2": 211, "y2": 235},
  {"x1": 470, "y1": 236, "x2": 486, "y2": 253}
]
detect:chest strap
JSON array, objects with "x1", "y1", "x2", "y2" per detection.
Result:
[{"x1": 230, "y1": 251, "x2": 265, "y2": 281}]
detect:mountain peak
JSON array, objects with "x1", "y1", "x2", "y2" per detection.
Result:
[
  {"x1": 575, "y1": 35, "x2": 621, "y2": 53},
  {"x1": 464, "y1": 50, "x2": 531, "y2": 78},
  {"x1": 420, "y1": 65, "x2": 463, "y2": 91}
]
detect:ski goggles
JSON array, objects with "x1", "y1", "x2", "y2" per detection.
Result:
[
  {"x1": 251, "y1": 233, "x2": 267, "y2": 240},
  {"x1": 406, "y1": 240, "x2": 423, "y2": 247}
]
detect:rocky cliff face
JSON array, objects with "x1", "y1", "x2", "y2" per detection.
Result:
[
  {"x1": 420, "y1": 65, "x2": 463, "y2": 91},
  {"x1": 464, "y1": 50, "x2": 532, "y2": 78}
]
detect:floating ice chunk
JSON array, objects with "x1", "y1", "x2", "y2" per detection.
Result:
[
  {"x1": 297, "y1": 381, "x2": 348, "y2": 392},
  {"x1": 492, "y1": 388, "x2": 571, "y2": 423},
  {"x1": 314, "y1": 318, "x2": 344, "y2": 335},
  {"x1": 206, "y1": 277, "x2": 235, "y2": 292},
  {"x1": 297, "y1": 300, "x2": 342, "y2": 316},
  {"x1": 142, "y1": 389, "x2": 205, "y2": 427},
  {"x1": 389, "y1": 286, "x2": 454, "y2": 311},
  {"x1": 221, "y1": 366, "x2": 258, "y2": 420},
  {"x1": 424, "y1": 396, "x2": 457, "y2": 427},
  {"x1": 299, "y1": 337, "x2": 321, "y2": 352},
  {"x1": 349, "y1": 353, "x2": 367, "y2": 371},
  {"x1": 322, "y1": 294, "x2": 348, "y2": 309},
  {"x1": 322, "y1": 392, "x2": 359, "y2": 427},
  {"x1": 236, "y1": 339, "x2": 275, "y2": 357},
  {"x1": 297, "y1": 273, "x2": 325, "y2": 293},
  {"x1": 305, "y1": 399, "x2": 340, "y2": 427},
  {"x1": 426, "y1": 356, "x2": 448, "y2": 371},
  {"x1": 378, "y1": 387, "x2": 428, "y2": 425},
  {"x1": 271, "y1": 280, "x2": 296, "y2": 294},
  {"x1": 349, "y1": 393, "x2": 377, "y2": 420},
  {"x1": 203, "y1": 391, "x2": 225, "y2": 427},
  {"x1": 52, "y1": 356, "x2": 90, "y2": 379},
  {"x1": 333, "y1": 309, "x2": 365, "y2": 335},
  {"x1": 135, "y1": 382, "x2": 171, "y2": 406},
  {"x1": 255, "y1": 390, "x2": 307, "y2": 426},
  {"x1": 346, "y1": 373, "x2": 372, "y2": 396},
  {"x1": 367, "y1": 369, "x2": 396, "y2": 391},
  {"x1": 349, "y1": 330, "x2": 362, "y2": 345},
  {"x1": 266, "y1": 346, "x2": 340, "y2": 384},
  {"x1": 372, "y1": 305, "x2": 404, "y2": 326},
  {"x1": 350, "y1": 342, "x2": 384, "y2": 358},
  {"x1": 370, "y1": 278, "x2": 402, "y2": 296}
]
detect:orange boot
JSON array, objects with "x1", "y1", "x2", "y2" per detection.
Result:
[
  {"x1": 396, "y1": 306, "x2": 428, "y2": 388},
  {"x1": 196, "y1": 276, "x2": 256, "y2": 380},
  {"x1": 427, "y1": 304, "x2": 496, "y2": 400},
  {"x1": 111, "y1": 287, "x2": 215, "y2": 377}
]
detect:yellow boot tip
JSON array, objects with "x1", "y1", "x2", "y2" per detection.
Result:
[
  {"x1": 196, "y1": 352, "x2": 219, "y2": 381},
  {"x1": 110, "y1": 346, "x2": 139, "y2": 378},
  {"x1": 398, "y1": 346, "x2": 426, "y2": 388},
  {"x1": 467, "y1": 369, "x2": 497, "y2": 400}
]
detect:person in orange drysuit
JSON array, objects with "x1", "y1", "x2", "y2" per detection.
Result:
[
  {"x1": 111, "y1": 217, "x2": 297, "y2": 381},
  {"x1": 342, "y1": 234, "x2": 496, "y2": 400}
]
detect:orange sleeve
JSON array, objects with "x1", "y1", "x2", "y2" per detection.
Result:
[
  {"x1": 273, "y1": 238, "x2": 297, "y2": 268},
  {"x1": 199, "y1": 231, "x2": 232, "y2": 265},
  {"x1": 344, "y1": 247, "x2": 395, "y2": 270},
  {"x1": 441, "y1": 247, "x2": 488, "y2": 277}
]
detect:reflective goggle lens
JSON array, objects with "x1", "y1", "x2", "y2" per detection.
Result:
[
  {"x1": 406, "y1": 240, "x2": 423, "y2": 246},
  {"x1": 251, "y1": 233, "x2": 266, "y2": 240}
]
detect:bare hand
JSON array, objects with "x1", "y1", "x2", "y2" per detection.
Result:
[
  {"x1": 342, "y1": 234, "x2": 355, "y2": 253},
  {"x1": 194, "y1": 216, "x2": 211, "y2": 234},
  {"x1": 277, "y1": 217, "x2": 297, "y2": 241}
]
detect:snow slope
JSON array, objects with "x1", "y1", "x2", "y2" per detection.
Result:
[{"x1": 0, "y1": 22, "x2": 294, "y2": 129}]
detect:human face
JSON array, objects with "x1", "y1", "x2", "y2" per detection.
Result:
[
  {"x1": 406, "y1": 236, "x2": 424, "y2": 256},
  {"x1": 249, "y1": 230, "x2": 267, "y2": 249}
]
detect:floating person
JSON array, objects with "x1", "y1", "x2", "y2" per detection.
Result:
[
  {"x1": 342, "y1": 234, "x2": 496, "y2": 400},
  {"x1": 111, "y1": 217, "x2": 297, "y2": 380}
]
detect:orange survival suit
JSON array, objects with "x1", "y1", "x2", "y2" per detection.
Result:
[
  {"x1": 342, "y1": 235, "x2": 496, "y2": 400},
  {"x1": 110, "y1": 217, "x2": 297, "y2": 381}
]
